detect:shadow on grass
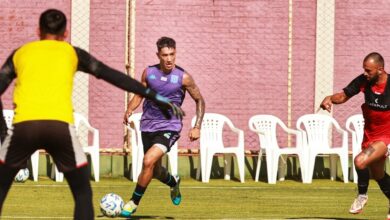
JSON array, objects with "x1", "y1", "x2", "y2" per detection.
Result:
[
  {"x1": 287, "y1": 217, "x2": 368, "y2": 220},
  {"x1": 248, "y1": 155, "x2": 305, "y2": 183},
  {"x1": 97, "y1": 214, "x2": 174, "y2": 219}
]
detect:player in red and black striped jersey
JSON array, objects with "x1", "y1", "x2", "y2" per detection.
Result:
[
  {"x1": 0, "y1": 9, "x2": 183, "y2": 220},
  {"x1": 320, "y1": 52, "x2": 390, "y2": 218}
]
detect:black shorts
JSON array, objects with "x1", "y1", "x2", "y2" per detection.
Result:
[
  {"x1": 0, "y1": 120, "x2": 87, "y2": 172},
  {"x1": 141, "y1": 131, "x2": 180, "y2": 153}
]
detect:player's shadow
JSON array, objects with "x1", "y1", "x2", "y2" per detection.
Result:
[
  {"x1": 248, "y1": 155, "x2": 305, "y2": 183},
  {"x1": 287, "y1": 217, "x2": 368, "y2": 220},
  {"x1": 97, "y1": 214, "x2": 174, "y2": 219},
  {"x1": 125, "y1": 216, "x2": 174, "y2": 219}
]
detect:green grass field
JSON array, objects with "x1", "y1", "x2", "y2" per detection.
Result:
[{"x1": 1, "y1": 177, "x2": 387, "y2": 219}]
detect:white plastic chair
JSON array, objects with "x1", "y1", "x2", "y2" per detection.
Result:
[
  {"x1": 2, "y1": 110, "x2": 39, "y2": 181},
  {"x1": 297, "y1": 114, "x2": 349, "y2": 183},
  {"x1": 192, "y1": 113, "x2": 245, "y2": 183},
  {"x1": 345, "y1": 114, "x2": 364, "y2": 184},
  {"x1": 127, "y1": 113, "x2": 178, "y2": 182},
  {"x1": 53, "y1": 112, "x2": 100, "y2": 182},
  {"x1": 248, "y1": 115, "x2": 306, "y2": 184}
]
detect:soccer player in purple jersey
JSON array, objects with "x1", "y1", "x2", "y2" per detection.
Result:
[{"x1": 122, "y1": 36, "x2": 205, "y2": 217}]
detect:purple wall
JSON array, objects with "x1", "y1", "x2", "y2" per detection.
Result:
[{"x1": 2, "y1": 1, "x2": 390, "y2": 150}]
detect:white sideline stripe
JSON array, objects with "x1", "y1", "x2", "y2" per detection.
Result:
[{"x1": 11, "y1": 184, "x2": 381, "y2": 190}]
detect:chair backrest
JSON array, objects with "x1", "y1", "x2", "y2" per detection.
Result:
[
  {"x1": 3, "y1": 109, "x2": 14, "y2": 128},
  {"x1": 248, "y1": 115, "x2": 281, "y2": 150},
  {"x1": 345, "y1": 114, "x2": 364, "y2": 147},
  {"x1": 73, "y1": 112, "x2": 99, "y2": 148},
  {"x1": 191, "y1": 113, "x2": 230, "y2": 149},
  {"x1": 128, "y1": 113, "x2": 143, "y2": 149},
  {"x1": 73, "y1": 112, "x2": 91, "y2": 131},
  {"x1": 296, "y1": 114, "x2": 337, "y2": 149}
]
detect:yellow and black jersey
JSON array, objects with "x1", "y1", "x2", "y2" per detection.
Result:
[
  {"x1": 0, "y1": 40, "x2": 155, "y2": 124},
  {"x1": 12, "y1": 40, "x2": 77, "y2": 123}
]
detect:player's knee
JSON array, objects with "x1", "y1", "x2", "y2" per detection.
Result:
[
  {"x1": 354, "y1": 155, "x2": 367, "y2": 170},
  {"x1": 142, "y1": 156, "x2": 156, "y2": 170}
]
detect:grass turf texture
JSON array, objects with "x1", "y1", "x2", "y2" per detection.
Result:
[{"x1": 1, "y1": 178, "x2": 387, "y2": 219}]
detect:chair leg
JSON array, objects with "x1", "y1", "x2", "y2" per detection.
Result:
[
  {"x1": 131, "y1": 145, "x2": 138, "y2": 182},
  {"x1": 352, "y1": 163, "x2": 357, "y2": 184},
  {"x1": 136, "y1": 146, "x2": 144, "y2": 182},
  {"x1": 224, "y1": 154, "x2": 232, "y2": 180},
  {"x1": 235, "y1": 152, "x2": 245, "y2": 183},
  {"x1": 30, "y1": 150, "x2": 39, "y2": 182},
  {"x1": 306, "y1": 154, "x2": 316, "y2": 184},
  {"x1": 205, "y1": 152, "x2": 214, "y2": 183},
  {"x1": 352, "y1": 154, "x2": 358, "y2": 184},
  {"x1": 340, "y1": 153, "x2": 349, "y2": 183},
  {"x1": 200, "y1": 150, "x2": 209, "y2": 182},
  {"x1": 91, "y1": 151, "x2": 100, "y2": 182},
  {"x1": 270, "y1": 154, "x2": 280, "y2": 184},
  {"x1": 255, "y1": 149, "x2": 263, "y2": 182},
  {"x1": 54, "y1": 165, "x2": 64, "y2": 182},
  {"x1": 297, "y1": 155, "x2": 306, "y2": 183},
  {"x1": 330, "y1": 154, "x2": 337, "y2": 181},
  {"x1": 265, "y1": 150, "x2": 275, "y2": 184},
  {"x1": 167, "y1": 145, "x2": 178, "y2": 176}
]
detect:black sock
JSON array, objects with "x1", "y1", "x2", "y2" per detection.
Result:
[
  {"x1": 356, "y1": 168, "x2": 369, "y2": 195},
  {"x1": 131, "y1": 184, "x2": 146, "y2": 205},
  {"x1": 162, "y1": 173, "x2": 177, "y2": 187},
  {"x1": 0, "y1": 164, "x2": 18, "y2": 215},
  {"x1": 64, "y1": 166, "x2": 94, "y2": 220},
  {"x1": 153, "y1": 167, "x2": 177, "y2": 187},
  {"x1": 377, "y1": 173, "x2": 390, "y2": 200}
]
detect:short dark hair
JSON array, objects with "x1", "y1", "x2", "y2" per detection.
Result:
[
  {"x1": 39, "y1": 9, "x2": 67, "y2": 36},
  {"x1": 364, "y1": 52, "x2": 385, "y2": 68},
  {"x1": 156, "y1": 37, "x2": 176, "y2": 51}
]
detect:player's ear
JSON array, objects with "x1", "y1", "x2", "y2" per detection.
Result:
[
  {"x1": 63, "y1": 30, "x2": 69, "y2": 39},
  {"x1": 378, "y1": 66, "x2": 384, "y2": 74}
]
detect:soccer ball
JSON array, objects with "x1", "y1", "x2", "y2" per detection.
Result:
[
  {"x1": 14, "y1": 168, "x2": 29, "y2": 182},
  {"x1": 100, "y1": 193, "x2": 124, "y2": 217}
]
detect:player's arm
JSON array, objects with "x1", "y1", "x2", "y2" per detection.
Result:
[
  {"x1": 320, "y1": 74, "x2": 364, "y2": 112},
  {"x1": 320, "y1": 92, "x2": 350, "y2": 112},
  {"x1": 123, "y1": 69, "x2": 146, "y2": 124},
  {"x1": 0, "y1": 51, "x2": 17, "y2": 95},
  {"x1": 74, "y1": 47, "x2": 184, "y2": 118},
  {"x1": 183, "y1": 72, "x2": 205, "y2": 141}
]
